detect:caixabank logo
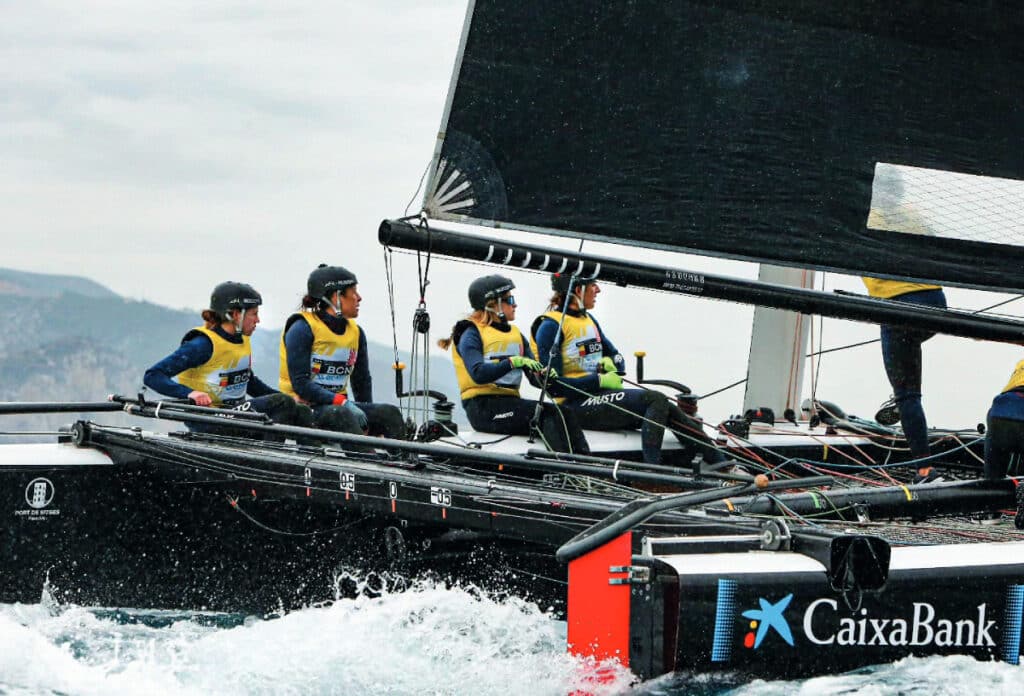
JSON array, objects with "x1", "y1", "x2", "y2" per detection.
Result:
[
  {"x1": 741, "y1": 593, "x2": 794, "y2": 649},
  {"x1": 710, "y1": 579, "x2": 1024, "y2": 665}
]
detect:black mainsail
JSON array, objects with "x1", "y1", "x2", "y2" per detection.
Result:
[{"x1": 421, "y1": 0, "x2": 1024, "y2": 293}]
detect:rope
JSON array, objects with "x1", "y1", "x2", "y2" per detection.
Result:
[{"x1": 383, "y1": 246, "x2": 401, "y2": 367}]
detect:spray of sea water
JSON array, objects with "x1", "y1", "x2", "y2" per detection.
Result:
[{"x1": 0, "y1": 574, "x2": 1020, "y2": 696}]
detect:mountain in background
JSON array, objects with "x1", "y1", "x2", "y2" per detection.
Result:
[{"x1": 0, "y1": 268, "x2": 463, "y2": 431}]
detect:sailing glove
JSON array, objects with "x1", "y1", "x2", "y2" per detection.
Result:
[
  {"x1": 599, "y1": 356, "x2": 623, "y2": 375},
  {"x1": 599, "y1": 371, "x2": 623, "y2": 390},
  {"x1": 509, "y1": 356, "x2": 543, "y2": 371}
]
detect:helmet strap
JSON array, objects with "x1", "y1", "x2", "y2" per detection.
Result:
[
  {"x1": 485, "y1": 302, "x2": 506, "y2": 322},
  {"x1": 323, "y1": 290, "x2": 343, "y2": 317}
]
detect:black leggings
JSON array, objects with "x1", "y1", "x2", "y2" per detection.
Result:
[
  {"x1": 570, "y1": 388, "x2": 723, "y2": 465},
  {"x1": 188, "y1": 393, "x2": 311, "y2": 441},
  {"x1": 984, "y1": 415, "x2": 1024, "y2": 480},
  {"x1": 308, "y1": 402, "x2": 405, "y2": 439},
  {"x1": 464, "y1": 395, "x2": 590, "y2": 454}
]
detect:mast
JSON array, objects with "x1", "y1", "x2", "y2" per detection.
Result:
[
  {"x1": 743, "y1": 266, "x2": 815, "y2": 418},
  {"x1": 379, "y1": 220, "x2": 1024, "y2": 344}
]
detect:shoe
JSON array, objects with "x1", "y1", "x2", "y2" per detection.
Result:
[
  {"x1": 974, "y1": 511, "x2": 1002, "y2": 525},
  {"x1": 875, "y1": 397, "x2": 900, "y2": 426},
  {"x1": 912, "y1": 467, "x2": 944, "y2": 484}
]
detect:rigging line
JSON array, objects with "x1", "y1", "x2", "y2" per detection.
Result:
[
  {"x1": 416, "y1": 217, "x2": 433, "y2": 305},
  {"x1": 530, "y1": 272, "x2": 583, "y2": 444},
  {"x1": 696, "y1": 378, "x2": 747, "y2": 401},
  {"x1": 811, "y1": 273, "x2": 826, "y2": 405},
  {"x1": 383, "y1": 247, "x2": 401, "y2": 367},
  {"x1": 228, "y1": 495, "x2": 371, "y2": 537},
  {"x1": 805, "y1": 294, "x2": 1024, "y2": 360},
  {"x1": 403, "y1": 158, "x2": 433, "y2": 218}
]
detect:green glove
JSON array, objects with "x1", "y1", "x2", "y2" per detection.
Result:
[
  {"x1": 600, "y1": 356, "x2": 618, "y2": 374},
  {"x1": 543, "y1": 366, "x2": 559, "y2": 378},
  {"x1": 509, "y1": 355, "x2": 543, "y2": 371},
  {"x1": 598, "y1": 371, "x2": 623, "y2": 390}
]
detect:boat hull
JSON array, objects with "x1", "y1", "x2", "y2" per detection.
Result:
[
  {"x1": 571, "y1": 536, "x2": 1024, "y2": 679},
  {"x1": 0, "y1": 440, "x2": 569, "y2": 613}
]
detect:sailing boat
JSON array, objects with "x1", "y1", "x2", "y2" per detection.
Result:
[
  {"x1": 3, "y1": 0, "x2": 1024, "y2": 684},
  {"x1": 376, "y1": 0, "x2": 1024, "y2": 679}
]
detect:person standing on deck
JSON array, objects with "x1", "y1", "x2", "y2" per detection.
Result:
[
  {"x1": 280, "y1": 264, "x2": 405, "y2": 441},
  {"x1": 144, "y1": 281, "x2": 308, "y2": 434},
  {"x1": 862, "y1": 167, "x2": 947, "y2": 483},
  {"x1": 532, "y1": 273, "x2": 724, "y2": 467},
  {"x1": 439, "y1": 274, "x2": 589, "y2": 454}
]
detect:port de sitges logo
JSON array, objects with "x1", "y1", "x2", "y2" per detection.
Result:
[
  {"x1": 740, "y1": 593, "x2": 997, "y2": 649},
  {"x1": 14, "y1": 478, "x2": 61, "y2": 519}
]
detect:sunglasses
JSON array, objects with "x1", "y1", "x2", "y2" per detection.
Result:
[{"x1": 500, "y1": 295, "x2": 517, "y2": 307}]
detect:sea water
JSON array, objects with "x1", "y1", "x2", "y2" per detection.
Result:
[{"x1": 1, "y1": 580, "x2": 1021, "y2": 696}]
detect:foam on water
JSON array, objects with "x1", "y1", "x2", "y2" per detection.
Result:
[
  {"x1": 0, "y1": 578, "x2": 633, "y2": 696},
  {"x1": 3, "y1": 577, "x2": 1023, "y2": 695}
]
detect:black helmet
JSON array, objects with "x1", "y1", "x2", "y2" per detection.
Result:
[
  {"x1": 308, "y1": 264, "x2": 358, "y2": 299},
  {"x1": 210, "y1": 281, "x2": 262, "y2": 315},
  {"x1": 468, "y1": 274, "x2": 515, "y2": 310},
  {"x1": 550, "y1": 272, "x2": 593, "y2": 295}
]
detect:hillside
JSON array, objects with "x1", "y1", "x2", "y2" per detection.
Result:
[{"x1": 0, "y1": 270, "x2": 462, "y2": 430}]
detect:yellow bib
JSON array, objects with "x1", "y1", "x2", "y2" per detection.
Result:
[
  {"x1": 279, "y1": 312, "x2": 361, "y2": 400},
  {"x1": 538, "y1": 311, "x2": 602, "y2": 379},
  {"x1": 174, "y1": 326, "x2": 252, "y2": 406},
  {"x1": 453, "y1": 322, "x2": 525, "y2": 401},
  {"x1": 1002, "y1": 360, "x2": 1024, "y2": 393},
  {"x1": 862, "y1": 207, "x2": 941, "y2": 298},
  {"x1": 861, "y1": 277, "x2": 942, "y2": 299}
]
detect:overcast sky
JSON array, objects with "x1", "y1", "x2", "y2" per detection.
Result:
[{"x1": 3, "y1": 0, "x2": 1021, "y2": 429}]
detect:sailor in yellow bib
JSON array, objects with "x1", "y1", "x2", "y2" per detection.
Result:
[
  {"x1": 533, "y1": 273, "x2": 724, "y2": 467},
  {"x1": 439, "y1": 274, "x2": 589, "y2": 454},
  {"x1": 860, "y1": 168, "x2": 947, "y2": 477},
  {"x1": 280, "y1": 310, "x2": 360, "y2": 401},
  {"x1": 984, "y1": 359, "x2": 1024, "y2": 482},
  {"x1": 281, "y1": 264, "x2": 405, "y2": 440},
  {"x1": 144, "y1": 281, "x2": 306, "y2": 434},
  {"x1": 175, "y1": 326, "x2": 252, "y2": 406}
]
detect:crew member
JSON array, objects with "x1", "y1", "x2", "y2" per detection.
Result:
[
  {"x1": 280, "y1": 264, "x2": 405, "y2": 441},
  {"x1": 862, "y1": 167, "x2": 946, "y2": 482},
  {"x1": 439, "y1": 274, "x2": 589, "y2": 454},
  {"x1": 532, "y1": 273, "x2": 724, "y2": 467},
  {"x1": 144, "y1": 281, "x2": 307, "y2": 435},
  {"x1": 984, "y1": 360, "x2": 1024, "y2": 481}
]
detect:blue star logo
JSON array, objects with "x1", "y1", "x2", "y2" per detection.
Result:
[{"x1": 741, "y1": 594, "x2": 795, "y2": 648}]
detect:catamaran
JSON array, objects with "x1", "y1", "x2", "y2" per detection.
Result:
[{"x1": 4, "y1": 0, "x2": 1024, "y2": 682}]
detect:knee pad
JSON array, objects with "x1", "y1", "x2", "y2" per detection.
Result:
[
  {"x1": 641, "y1": 389, "x2": 669, "y2": 406},
  {"x1": 317, "y1": 406, "x2": 361, "y2": 433},
  {"x1": 294, "y1": 404, "x2": 314, "y2": 428},
  {"x1": 264, "y1": 394, "x2": 299, "y2": 422},
  {"x1": 376, "y1": 405, "x2": 407, "y2": 439},
  {"x1": 643, "y1": 390, "x2": 669, "y2": 421}
]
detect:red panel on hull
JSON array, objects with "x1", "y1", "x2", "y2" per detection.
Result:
[{"x1": 567, "y1": 531, "x2": 632, "y2": 667}]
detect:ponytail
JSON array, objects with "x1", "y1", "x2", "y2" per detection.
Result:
[
  {"x1": 438, "y1": 309, "x2": 496, "y2": 351},
  {"x1": 201, "y1": 309, "x2": 225, "y2": 329}
]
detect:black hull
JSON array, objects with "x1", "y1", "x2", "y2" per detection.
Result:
[
  {"x1": 4, "y1": 420, "x2": 1023, "y2": 681},
  {"x1": 1, "y1": 434, "x2": 573, "y2": 613}
]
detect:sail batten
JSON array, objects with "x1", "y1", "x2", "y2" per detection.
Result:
[{"x1": 426, "y1": 1, "x2": 1024, "y2": 292}]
